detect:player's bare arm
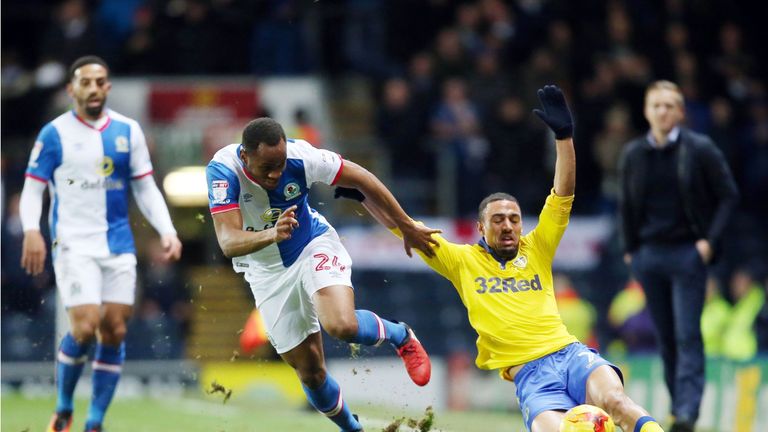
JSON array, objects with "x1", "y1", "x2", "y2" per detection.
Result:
[
  {"x1": 334, "y1": 160, "x2": 441, "y2": 257},
  {"x1": 533, "y1": 85, "x2": 576, "y2": 197},
  {"x1": 21, "y1": 230, "x2": 47, "y2": 276},
  {"x1": 130, "y1": 175, "x2": 183, "y2": 262},
  {"x1": 19, "y1": 177, "x2": 48, "y2": 275},
  {"x1": 212, "y1": 205, "x2": 298, "y2": 258}
]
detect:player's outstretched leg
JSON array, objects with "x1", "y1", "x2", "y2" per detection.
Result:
[
  {"x1": 350, "y1": 310, "x2": 431, "y2": 386},
  {"x1": 48, "y1": 333, "x2": 91, "y2": 432},
  {"x1": 83, "y1": 342, "x2": 125, "y2": 431},
  {"x1": 284, "y1": 333, "x2": 364, "y2": 431},
  {"x1": 303, "y1": 373, "x2": 364, "y2": 432}
]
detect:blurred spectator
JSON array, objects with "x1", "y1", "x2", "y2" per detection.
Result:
[
  {"x1": 702, "y1": 270, "x2": 765, "y2": 361},
  {"x1": 468, "y1": 50, "x2": 512, "y2": 118},
  {"x1": 376, "y1": 78, "x2": 431, "y2": 179},
  {"x1": 342, "y1": 0, "x2": 397, "y2": 78},
  {"x1": 120, "y1": 5, "x2": 160, "y2": 74},
  {"x1": 407, "y1": 52, "x2": 439, "y2": 127},
  {"x1": 607, "y1": 280, "x2": 656, "y2": 354},
  {"x1": 251, "y1": 0, "x2": 310, "y2": 75},
  {"x1": 432, "y1": 28, "x2": 471, "y2": 83},
  {"x1": 483, "y1": 94, "x2": 548, "y2": 211},
  {"x1": 1, "y1": 193, "x2": 51, "y2": 316},
  {"x1": 708, "y1": 97, "x2": 739, "y2": 169},
  {"x1": 169, "y1": 0, "x2": 222, "y2": 74},
  {"x1": 594, "y1": 104, "x2": 634, "y2": 209},
  {"x1": 95, "y1": 0, "x2": 145, "y2": 64},
  {"x1": 455, "y1": 3, "x2": 484, "y2": 58},
  {"x1": 431, "y1": 77, "x2": 489, "y2": 217},
  {"x1": 40, "y1": 0, "x2": 100, "y2": 67},
  {"x1": 554, "y1": 273, "x2": 596, "y2": 346},
  {"x1": 290, "y1": 108, "x2": 322, "y2": 147},
  {"x1": 129, "y1": 237, "x2": 191, "y2": 359}
]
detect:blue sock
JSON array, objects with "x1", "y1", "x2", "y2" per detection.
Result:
[
  {"x1": 634, "y1": 416, "x2": 658, "y2": 432},
  {"x1": 302, "y1": 374, "x2": 362, "y2": 432},
  {"x1": 351, "y1": 310, "x2": 408, "y2": 347},
  {"x1": 55, "y1": 333, "x2": 91, "y2": 413},
  {"x1": 85, "y1": 343, "x2": 125, "y2": 428}
]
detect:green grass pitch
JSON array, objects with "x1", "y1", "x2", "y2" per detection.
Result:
[{"x1": 1, "y1": 393, "x2": 525, "y2": 432}]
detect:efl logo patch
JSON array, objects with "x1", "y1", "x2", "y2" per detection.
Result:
[
  {"x1": 212, "y1": 180, "x2": 229, "y2": 204},
  {"x1": 115, "y1": 136, "x2": 129, "y2": 152},
  {"x1": 284, "y1": 182, "x2": 301, "y2": 199}
]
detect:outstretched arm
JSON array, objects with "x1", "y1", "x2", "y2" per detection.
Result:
[
  {"x1": 533, "y1": 85, "x2": 576, "y2": 196},
  {"x1": 334, "y1": 187, "x2": 396, "y2": 228},
  {"x1": 334, "y1": 161, "x2": 440, "y2": 257}
]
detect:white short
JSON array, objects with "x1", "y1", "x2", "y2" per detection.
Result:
[
  {"x1": 53, "y1": 250, "x2": 137, "y2": 307},
  {"x1": 243, "y1": 230, "x2": 353, "y2": 354}
]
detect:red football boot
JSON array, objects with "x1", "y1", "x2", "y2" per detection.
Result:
[
  {"x1": 46, "y1": 412, "x2": 72, "y2": 432},
  {"x1": 395, "y1": 323, "x2": 431, "y2": 386}
]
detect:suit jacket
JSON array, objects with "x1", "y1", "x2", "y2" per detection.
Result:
[{"x1": 618, "y1": 127, "x2": 739, "y2": 257}]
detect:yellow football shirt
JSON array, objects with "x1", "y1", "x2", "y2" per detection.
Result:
[{"x1": 395, "y1": 190, "x2": 578, "y2": 371}]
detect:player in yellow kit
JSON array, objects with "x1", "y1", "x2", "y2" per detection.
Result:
[{"x1": 336, "y1": 86, "x2": 663, "y2": 432}]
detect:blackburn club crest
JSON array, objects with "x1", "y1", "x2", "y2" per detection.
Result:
[
  {"x1": 115, "y1": 136, "x2": 129, "y2": 152},
  {"x1": 283, "y1": 182, "x2": 301, "y2": 199}
]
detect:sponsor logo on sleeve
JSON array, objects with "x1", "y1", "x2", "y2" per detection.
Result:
[
  {"x1": 212, "y1": 180, "x2": 229, "y2": 204},
  {"x1": 115, "y1": 136, "x2": 130, "y2": 152},
  {"x1": 28, "y1": 141, "x2": 43, "y2": 168}
]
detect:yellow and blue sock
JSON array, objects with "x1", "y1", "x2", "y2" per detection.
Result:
[
  {"x1": 85, "y1": 342, "x2": 125, "y2": 428},
  {"x1": 635, "y1": 416, "x2": 664, "y2": 432},
  {"x1": 351, "y1": 310, "x2": 407, "y2": 347},
  {"x1": 302, "y1": 374, "x2": 362, "y2": 431},
  {"x1": 55, "y1": 333, "x2": 91, "y2": 414}
]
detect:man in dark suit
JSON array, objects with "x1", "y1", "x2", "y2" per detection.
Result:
[{"x1": 618, "y1": 80, "x2": 739, "y2": 432}]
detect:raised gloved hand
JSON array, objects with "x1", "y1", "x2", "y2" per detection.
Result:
[
  {"x1": 532, "y1": 85, "x2": 574, "y2": 140},
  {"x1": 334, "y1": 187, "x2": 365, "y2": 202}
]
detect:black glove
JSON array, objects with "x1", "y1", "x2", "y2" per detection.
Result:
[
  {"x1": 334, "y1": 187, "x2": 365, "y2": 202},
  {"x1": 532, "y1": 85, "x2": 574, "y2": 139}
]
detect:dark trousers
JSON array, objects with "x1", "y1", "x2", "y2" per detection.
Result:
[{"x1": 632, "y1": 242, "x2": 706, "y2": 423}]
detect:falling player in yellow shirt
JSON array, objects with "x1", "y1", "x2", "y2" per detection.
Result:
[{"x1": 336, "y1": 85, "x2": 664, "y2": 432}]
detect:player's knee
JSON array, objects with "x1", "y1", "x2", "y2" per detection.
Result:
[
  {"x1": 323, "y1": 317, "x2": 358, "y2": 341},
  {"x1": 297, "y1": 366, "x2": 327, "y2": 389},
  {"x1": 602, "y1": 390, "x2": 632, "y2": 416},
  {"x1": 71, "y1": 319, "x2": 99, "y2": 342},
  {"x1": 99, "y1": 320, "x2": 127, "y2": 344}
]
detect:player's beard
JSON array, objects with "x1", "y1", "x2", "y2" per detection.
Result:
[
  {"x1": 496, "y1": 245, "x2": 519, "y2": 261},
  {"x1": 85, "y1": 100, "x2": 105, "y2": 118}
]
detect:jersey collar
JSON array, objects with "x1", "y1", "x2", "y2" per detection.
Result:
[
  {"x1": 478, "y1": 237, "x2": 511, "y2": 269},
  {"x1": 71, "y1": 109, "x2": 111, "y2": 132}
]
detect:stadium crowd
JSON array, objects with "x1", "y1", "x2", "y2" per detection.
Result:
[{"x1": 2, "y1": 0, "x2": 767, "y2": 361}]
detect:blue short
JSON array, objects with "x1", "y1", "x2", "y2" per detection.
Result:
[{"x1": 513, "y1": 342, "x2": 623, "y2": 431}]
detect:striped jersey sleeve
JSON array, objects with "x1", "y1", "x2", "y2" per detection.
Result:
[
  {"x1": 206, "y1": 160, "x2": 240, "y2": 214},
  {"x1": 25, "y1": 123, "x2": 62, "y2": 182}
]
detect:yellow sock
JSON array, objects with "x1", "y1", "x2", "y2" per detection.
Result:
[{"x1": 639, "y1": 421, "x2": 664, "y2": 432}]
